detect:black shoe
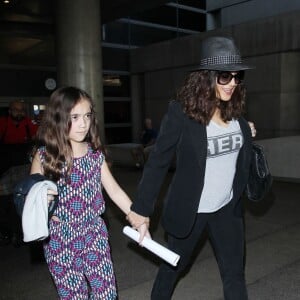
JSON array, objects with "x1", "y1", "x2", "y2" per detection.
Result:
[{"x1": 0, "y1": 231, "x2": 10, "y2": 246}]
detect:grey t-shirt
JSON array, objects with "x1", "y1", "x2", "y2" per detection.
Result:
[{"x1": 198, "y1": 119, "x2": 243, "y2": 213}]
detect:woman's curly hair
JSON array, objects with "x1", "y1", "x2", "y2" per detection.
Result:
[
  {"x1": 32, "y1": 86, "x2": 102, "y2": 181},
  {"x1": 176, "y1": 70, "x2": 246, "y2": 125}
]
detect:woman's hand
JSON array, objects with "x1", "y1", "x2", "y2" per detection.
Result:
[
  {"x1": 248, "y1": 121, "x2": 257, "y2": 137},
  {"x1": 136, "y1": 223, "x2": 152, "y2": 244}
]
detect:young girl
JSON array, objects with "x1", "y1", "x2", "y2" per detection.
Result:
[
  {"x1": 30, "y1": 86, "x2": 148, "y2": 299},
  {"x1": 127, "y1": 36, "x2": 256, "y2": 299}
]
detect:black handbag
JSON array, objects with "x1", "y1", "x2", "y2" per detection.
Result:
[{"x1": 246, "y1": 143, "x2": 273, "y2": 202}]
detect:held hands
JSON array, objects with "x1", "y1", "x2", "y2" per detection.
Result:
[
  {"x1": 126, "y1": 210, "x2": 149, "y2": 228},
  {"x1": 136, "y1": 223, "x2": 152, "y2": 244},
  {"x1": 126, "y1": 210, "x2": 151, "y2": 243}
]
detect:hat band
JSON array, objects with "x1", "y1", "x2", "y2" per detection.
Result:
[{"x1": 200, "y1": 55, "x2": 242, "y2": 67}]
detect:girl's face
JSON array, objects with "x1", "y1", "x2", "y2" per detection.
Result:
[
  {"x1": 215, "y1": 71, "x2": 243, "y2": 101},
  {"x1": 68, "y1": 98, "x2": 92, "y2": 144}
]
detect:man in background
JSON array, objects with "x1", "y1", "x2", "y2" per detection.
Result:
[
  {"x1": 0, "y1": 100, "x2": 37, "y2": 246},
  {"x1": 0, "y1": 100, "x2": 38, "y2": 174},
  {"x1": 0, "y1": 100, "x2": 37, "y2": 144}
]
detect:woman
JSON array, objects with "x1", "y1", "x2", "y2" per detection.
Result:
[{"x1": 127, "y1": 36, "x2": 255, "y2": 299}]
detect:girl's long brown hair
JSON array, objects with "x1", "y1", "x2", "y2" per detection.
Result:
[
  {"x1": 32, "y1": 86, "x2": 102, "y2": 181},
  {"x1": 176, "y1": 70, "x2": 246, "y2": 125}
]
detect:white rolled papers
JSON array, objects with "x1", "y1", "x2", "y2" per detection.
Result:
[{"x1": 123, "y1": 226, "x2": 180, "y2": 266}]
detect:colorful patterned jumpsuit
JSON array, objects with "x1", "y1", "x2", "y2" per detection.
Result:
[{"x1": 40, "y1": 146, "x2": 117, "y2": 299}]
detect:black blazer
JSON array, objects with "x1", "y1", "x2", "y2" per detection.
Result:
[{"x1": 131, "y1": 101, "x2": 252, "y2": 238}]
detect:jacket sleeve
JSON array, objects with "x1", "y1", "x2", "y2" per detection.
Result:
[{"x1": 131, "y1": 100, "x2": 184, "y2": 216}]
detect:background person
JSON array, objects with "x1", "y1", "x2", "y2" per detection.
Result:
[
  {"x1": 0, "y1": 100, "x2": 37, "y2": 144},
  {"x1": 127, "y1": 36, "x2": 256, "y2": 299},
  {"x1": 0, "y1": 100, "x2": 37, "y2": 245},
  {"x1": 0, "y1": 100, "x2": 38, "y2": 174}
]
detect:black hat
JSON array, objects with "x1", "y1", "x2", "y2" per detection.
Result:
[{"x1": 193, "y1": 36, "x2": 252, "y2": 72}]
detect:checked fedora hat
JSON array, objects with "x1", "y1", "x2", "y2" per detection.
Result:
[{"x1": 193, "y1": 36, "x2": 253, "y2": 72}]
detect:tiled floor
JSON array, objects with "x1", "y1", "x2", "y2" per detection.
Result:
[{"x1": 0, "y1": 167, "x2": 299, "y2": 300}]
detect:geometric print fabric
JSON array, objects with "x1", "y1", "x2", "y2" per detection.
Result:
[
  {"x1": 44, "y1": 217, "x2": 116, "y2": 299},
  {"x1": 39, "y1": 146, "x2": 117, "y2": 299}
]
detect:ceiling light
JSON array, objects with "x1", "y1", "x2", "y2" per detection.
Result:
[{"x1": 103, "y1": 76, "x2": 122, "y2": 87}]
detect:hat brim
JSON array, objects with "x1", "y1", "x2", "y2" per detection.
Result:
[{"x1": 191, "y1": 63, "x2": 254, "y2": 72}]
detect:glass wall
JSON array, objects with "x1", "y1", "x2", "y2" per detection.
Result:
[{"x1": 102, "y1": 0, "x2": 207, "y2": 143}]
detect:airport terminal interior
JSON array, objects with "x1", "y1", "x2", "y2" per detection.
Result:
[{"x1": 0, "y1": 0, "x2": 300, "y2": 299}]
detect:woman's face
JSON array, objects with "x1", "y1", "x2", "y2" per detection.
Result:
[
  {"x1": 68, "y1": 98, "x2": 92, "y2": 144},
  {"x1": 215, "y1": 71, "x2": 244, "y2": 101}
]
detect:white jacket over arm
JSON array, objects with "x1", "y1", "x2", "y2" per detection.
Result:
[{"x1": 22, "y1": 180, "x2": 57, "y2": 242}]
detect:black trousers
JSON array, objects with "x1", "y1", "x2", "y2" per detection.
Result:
[{"x1": 151, "y1": 200, "x2": 248, "y2": 300}]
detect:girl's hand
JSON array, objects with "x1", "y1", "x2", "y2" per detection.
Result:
[
  {"x1": 248, "y1": 121, "x2": 257, "y2": 137},
  {"x1": 126, "y1": 210, "x2": 149, "y2": 229}
]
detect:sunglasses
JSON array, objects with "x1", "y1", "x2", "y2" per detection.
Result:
[{"x1": 217, "y1": 71, "x2": 245, "y2": 85}]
